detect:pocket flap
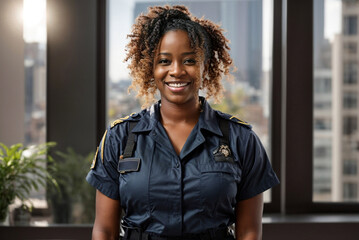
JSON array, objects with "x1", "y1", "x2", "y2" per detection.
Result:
[
  {"x1": 118, "y1": 158, "x2": 141, "y2": 173},
  {"x1": 200, "y1": 162, "x2": 238, "y2": 175}
]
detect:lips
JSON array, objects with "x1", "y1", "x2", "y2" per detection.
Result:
[
  {"x1": 165, "y1": 82, "x2": 190, "y2": 88},
  {"x1": 165, "y1": 81, "x2": 191, "y2": 92}
]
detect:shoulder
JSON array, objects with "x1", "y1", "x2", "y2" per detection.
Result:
[
  {"x1": 215, "y1": 110, "x2": 252, "y2": 130},
  {"x1": 110, "y1": 112, "x2": 143, "y2": 129},
  {"x1": 98, "y1": 111, "x2": 145, "y2": 161},
  {"x1": 104, "y1": 111, "x2": 145, "y2": 143}
]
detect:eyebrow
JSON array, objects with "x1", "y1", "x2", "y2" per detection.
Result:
[{"x1": 157, "y1": 51, "x2": 196, "y2": 56}]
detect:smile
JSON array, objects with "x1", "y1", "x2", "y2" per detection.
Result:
[{"x1": 165, "y1": 82, "x2": 190, "y2": 88}]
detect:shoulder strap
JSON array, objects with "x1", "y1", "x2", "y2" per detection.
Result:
[
  {"x1": 120, "y1": 121, "x2": 138, "y2": 159},
  {"x1": 218, "y1": 117, "x2": 230, "y2": 146}
]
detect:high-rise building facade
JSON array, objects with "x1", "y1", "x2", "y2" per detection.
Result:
[
  {"x1": 332, "y1": 0, "x2": 359, "y2": 201},
  {"x1": 314, "y1": 0, "x2": 359, "y2": 202},
  {"x1": 313, "y1": 0, "x2": 333, "y2": 201}
]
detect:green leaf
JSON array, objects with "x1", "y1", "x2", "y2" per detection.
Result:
[{"x1": 0, "y1": 141, "x2": 58, "y2": 212}]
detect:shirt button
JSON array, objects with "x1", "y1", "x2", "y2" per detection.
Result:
[{"x1": 175, "y1": 162, "x2": 180, "y2": 168}]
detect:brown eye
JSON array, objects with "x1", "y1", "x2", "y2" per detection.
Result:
[
  {"x1": 158, "y1": 59, "x2": 170, "y2": 64},
  {"x1": 184, "y1": 59, "x2": 196, "y2": 65}
]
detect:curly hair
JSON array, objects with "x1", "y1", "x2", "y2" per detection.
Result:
[{"x1": 125, "y1": 5, "x2": 234, "y2": 107}]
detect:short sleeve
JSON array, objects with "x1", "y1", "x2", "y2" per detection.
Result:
[
  {"x1": 86, "y1": 127, "x2": 120, "y2": 200},
  {"x1": 236, "y1": 130, "x2": 279, "y2": 201}
]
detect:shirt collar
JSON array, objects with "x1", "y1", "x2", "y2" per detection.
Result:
[
  {"x1": 198, "y1": 97, "x2": 223, "y2": 137},
  {"x1": 131, "y1": 104, "x2": 158, "y2": 133},
  {"x1": 132, "y1": 96, "x2": 223, "y2": 136}
]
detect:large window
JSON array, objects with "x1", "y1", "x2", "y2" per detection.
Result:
[
  {"x1": 314, "y1": 0, "x2": 359, "y2": 202},
  {"x1": 23, "y1": 0, "x2": 47, "y2": 149},
  {"x1": 107, "y1": 0, "x2": 274, "y2": 202},
  {"x1": 17, "y1": 0, "x2": 96, "y2": 226},
  {"x1": 22, "y1": 0, "x2": 48, "y2": 225}
]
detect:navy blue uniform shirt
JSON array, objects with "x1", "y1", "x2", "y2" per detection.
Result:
[{"x1": 86, "y1": 97, "x2": 279, "y2": 237}]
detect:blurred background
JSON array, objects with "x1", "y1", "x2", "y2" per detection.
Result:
[{"x1": 1, "y1": 0, "x2": 359, "y2": 239}]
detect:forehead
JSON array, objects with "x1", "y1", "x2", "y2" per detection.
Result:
[{"x1": 157, "y1": 30, "x2": 193, "y2": 52}]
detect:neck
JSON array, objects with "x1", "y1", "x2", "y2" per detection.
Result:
[{"x1": 159, "y1": 98, "x2": 201, "y2": 125}]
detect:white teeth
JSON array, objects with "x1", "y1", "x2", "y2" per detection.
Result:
[{"x1": 167, "y1": 82, "x2": 188, "y2": 88}]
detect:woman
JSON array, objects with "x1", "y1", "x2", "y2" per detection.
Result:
[{"x1": 87, "y1": 5, "x2": 279, "y2": 240}]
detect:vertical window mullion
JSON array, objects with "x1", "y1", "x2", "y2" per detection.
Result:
[{"x1": 284, "y1": 0, "x2": 314, "y2": 213}]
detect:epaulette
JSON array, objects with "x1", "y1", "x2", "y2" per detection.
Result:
[
  {"x1": 217, "y1": 111, "x2": 252, "y2": 129},
  {"x1": 110, "y1": 112, "x2": 139, "y2": 128},
  {"x1": 228, "y1": 115, "x2": 251, "y2": 127},
  {"x1": 92, "y1": 112, "x2": 140, "y2": 166}
]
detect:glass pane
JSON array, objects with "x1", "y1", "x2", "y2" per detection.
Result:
[
  {"x1": 21, "y1": 0, "x2": 48, "y2": 225},
  {"x1": 108, "y1": 0, "x2": 273, "y2": 202},
  {"x1": 313, "y1": 0, "x2": 359, "y2": 202},
  {"x1": 19, "y1": 0, "x2": 95, "y2": 226}
]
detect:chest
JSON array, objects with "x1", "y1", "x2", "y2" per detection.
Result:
[
  {"x1": 118, "y1": 131, "x2": 242, "y2": 211},
  {"x1": 162, "y1": 123, "x2": 194, "y2": 156}
]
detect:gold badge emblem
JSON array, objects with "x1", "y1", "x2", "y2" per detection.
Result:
[{"x1": 219, "y1": 145, "x2": 231, "y2": 157}]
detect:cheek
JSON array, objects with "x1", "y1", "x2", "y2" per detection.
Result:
[
  {"x1": 154, "y1": 78, "x2": 163, "y2": 90},
  {"x1": 153, "y1": 67, "x2": 167, "y2": 80}
]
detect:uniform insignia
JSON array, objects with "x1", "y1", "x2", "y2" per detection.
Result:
[
  {"x1": 101, "y1": 130, "x2": 108, "y2": 163},
  {"x1": 90, "y1": 147, "x2": 99, "y2": 169},
  {"x1": 111, "y1": 112, "x2": 137, "y2": 128},
  {"x1": 218, "y1": 145, "x2": 231, "y2": 157},
  {"x1": 229, "y1": 116, "x2": 250, "y2": 126},
  {"x1": 213, "y1": 144, "x2": 234, "y2": 163},
  {"x1": 216, "y1": 111, "x2": 251, "y2": 129}
]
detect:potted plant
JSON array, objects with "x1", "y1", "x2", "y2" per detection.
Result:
[
  {"x1": 47, "y1": 148, "x2": 95, "y2": 224},
  {"x1": 0, "y1": 142, "x2": 58, "y2": 223}
]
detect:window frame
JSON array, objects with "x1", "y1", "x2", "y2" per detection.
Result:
[{"x1": 283, "y1": 0, "x2": 359, "y2": 213}]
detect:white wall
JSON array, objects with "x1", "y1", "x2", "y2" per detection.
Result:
[{"x1": 0, "y1": 0, "x2": 25, "y2": 146}]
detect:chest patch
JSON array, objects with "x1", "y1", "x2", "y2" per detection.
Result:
[
  {"x1": 213, "y1": 144, "x2": 234, "y2": 163},
  {"x1": 118, "y1": 158, "x2": 141, "y2": 174}
]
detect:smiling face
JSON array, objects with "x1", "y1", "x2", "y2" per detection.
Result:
[{"x1": 153, "y1": 30, "x2": 205, "y2": 107}]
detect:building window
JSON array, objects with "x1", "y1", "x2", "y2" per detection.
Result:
[
  {"x1": 343, "y1": 92, "x2": 358, "y2": 109},
  {"x1": 314, "y1": 118, "x2": 332, "y2": 130},
  {"x1": 343, "y1": 15, "x2": 358, "y2": 35},
  {"x1": 344, "y1": 42, "x2": 357, "y2": 54},
  {"x1": 314, "y1": 146, "x2": 332, "y2": 158},
  {"x1": 343, "y1": 182, "x2": 358, "y2": 200},
  {"x1": 314, "y1": 101, "x2": 332, "y2": 109},
  {"x1": 314, "y1": 77, "x2": 331, "y2": 93},
  {"x1": 344, "y1": 0, "x2": 359, "y2": 6},
  {"x1": 343, "y1": 160, "x2": 358, "y2": 175},
  {"x1": 343, "y1": 61, "x2": 358, "y2": 84},
  {"x1": 343, "y1": 116, "x2": 358, "y2": 135}
]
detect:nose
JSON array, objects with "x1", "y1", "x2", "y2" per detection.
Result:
[{"x1": 169, "y1": 61, "x2": 185, "y2": 78}]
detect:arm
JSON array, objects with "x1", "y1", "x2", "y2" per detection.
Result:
[
  {"x1": 92, "y1": 190, "x2": 121, "y2": 240},
  {"x1": 235, "y1": 193, "x2": 263, "y2": 240}
]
